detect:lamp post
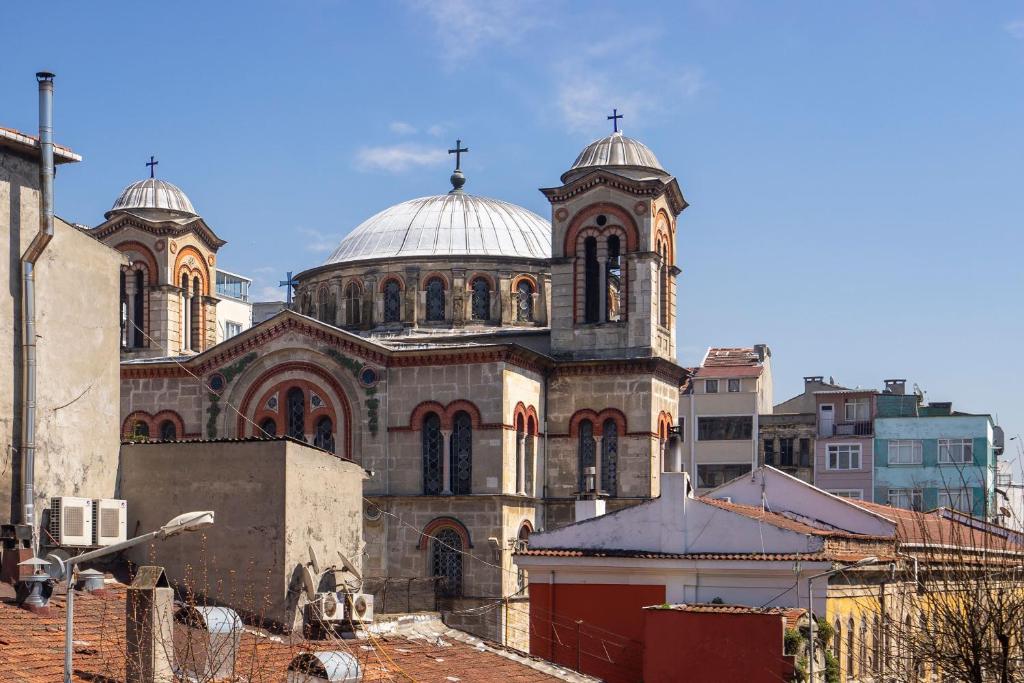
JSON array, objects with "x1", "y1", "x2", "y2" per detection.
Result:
[
  {"x1": 807, "y1": 556, "x2": 876, "y2": 683},
  {"x1": 62, "y1": 511, "x2": 214, "y2": 683}
]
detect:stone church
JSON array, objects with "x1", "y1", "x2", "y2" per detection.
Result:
[{"x1": 102, "y1": 129, "x2": 689, "y2": 639}]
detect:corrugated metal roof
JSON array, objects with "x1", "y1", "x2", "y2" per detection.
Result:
[
  {"x1": 107, "y1": 178, "x2": 197, "y2": 218},
  {"x1": 564, "y1": 132, "x2": 665, "y2": 181}
]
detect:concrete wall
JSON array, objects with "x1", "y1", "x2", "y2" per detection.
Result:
[
  {"x1": 1, "y1": 146, "x2": 122, "y2": 525},
  {"x1": 118, "y1": 439, "x2": 365, "y2": 629},
  {"x1": 215, "y1": 294, "x2": 252, "y2": 343}
]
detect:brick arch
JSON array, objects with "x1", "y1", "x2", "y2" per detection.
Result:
[
  {"x1": 114, "y1": 241, "x2": 159, "y2": 285},
  {"x1": 173, "y1": 245, "x2": 211, "y2": 295},
  {"x1": 655, "y1": 209, "x2": 675, "y2": 262},
  {"x1": 518, "y1": 519, "x2": 534, "y2": 540},
  {"x1": 152, "y1": 410, "x2": 186, "y2": 439},
  {"x1": 343, "y1": 276, "x2": 365, "y2": 292},
  {"x1": 421, "y1": 272, "x2": 450, "y2": 290},
  {"x1": 510, "y1": 273, "x2": 538, "y2": 291},
  {"x1": 122, "y1": 411, "x2": 154, "y2": 438},
  {"x1": 525, "y1": 406, "x2": 540, "y2": 435},
  {"x1": 572, "y1": 223, "x2": 630, "y2": 325},
  {"x1": 467, "y1": 272, "x2": 495, "y2": 290},
  {"x1": 563, "y1": 202, "x2": 640, "y2": 257},
  {"x1": 417, "y1": 516, "x2": 473, "y2": 550},
  {"x1": 569, "y1": 408, "x2": 627, "y2": 437},
  {"x1": 409, "y1": 399, "x2": 483, "y2": 431},
  {"x1": 379, "y1": 274, "x2": 404, "y2": 292},
  {"x1": 236, "y1": 361, "x2": 353, "y2": 459},
  {"x1": 251, "y1": 379, "x2": 339, "y2": 446},
  {"x1": 657, "y1": 411, "x2": 674, "y2": 440},
  {"x1": 446, "y1": 399, "x2": 481, "y2": 427}
]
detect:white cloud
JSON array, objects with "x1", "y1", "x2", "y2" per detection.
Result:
[
  {"x1": 354, "y1": 143, "x2": 447, "y2": 173},
  {"x1": 297, "y1": 227, "x2": 341, "y2": 253},
  {"x1": 389, "y1": 121, "x2": 418, "y2": 135},
  {"x1": 426, "y1": 124, "x2": 445, "y2": 137},
  {"x1": 407, "y1": 0, "x2": 544, "y2": 67},
  {"x1": 1007, "y1": 20, "x2": 1024, "y2": 40}
]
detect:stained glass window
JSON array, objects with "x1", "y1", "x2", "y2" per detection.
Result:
[
  {"x1": 383, "y1": 280, "x2": 401, "y2": 323},
  {"x1": 451, "y1": 411, "x2": 472, "y2": 495},
  {"x1": 314, "y1": 416, "x2": 334, "y2": 453},
  {"x1": 601, "y1": 419, "x2": 618, "y2": 496},
  {"x1": 426, "y1": 278, "x2": 445, "y2": 322},
  {"x1": 158, "y1": 420, "x2": 176, "y2": 441},
  {"x1": 259, "y1": 418, "x2": 277, "y2": 437},
  {"x1": 583, "y1": 237, "x2": 599, "y2": 323},
  {"x1": 286, "y1": 387, "x2": 305, "y2": 441},
  {"x1": 431, "y1": 528, "x2": 463, "y2": 597},
  {"x1": 345, "y1": 283, "x2": 362, "y2": 326},
  {"x1": 516, "y1": 280, "x2": 534, "y2": 323},
  {"x1": 470, "y1": 278, "x2": 490, "y2": 321},
  {"x1": 577, "y1": 419, "x2": 596, "y2": 492},
  {"x1": 422, "y1": 413, "x2": 443, "y2": 495}
]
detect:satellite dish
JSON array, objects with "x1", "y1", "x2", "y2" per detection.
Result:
[
  {"x1": 308, "y1": 545, "x2": 322, "y2": 576},
  {"x1": 337, "y1": 549, "x2": 363, "y2": 590},
  {"x1": 300, "y1": 565, "x2": 318, "y2": 601},
  {"x1": 45, "y1": 550, "x2": 70, "y2": 582}
]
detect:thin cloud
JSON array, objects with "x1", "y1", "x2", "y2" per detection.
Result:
[
  {"x1": 407, "y1": 0, "x2": 544, "y2": 68},
  {"x1": 426, "y1": 124, "x2": 445, "y2": 137},
  {"x1": 354, "y1": 143, "x2": 447, "y2": 173},
  {"x1": 389, "y1": 121, "x2": 418, "y2": 135},
  {"x1": 297, "y1": 227, "x2": 341, "y2": 253},
  {"x1": 1007, "y1": 20, "x2": 1024, "y2": 40}
]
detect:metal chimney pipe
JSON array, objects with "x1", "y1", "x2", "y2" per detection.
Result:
[{"x1": 19, "y1": 72, "x2": 56, "y2": 547}]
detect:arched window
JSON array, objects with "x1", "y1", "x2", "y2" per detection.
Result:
[
  {"x1": 286, "y1": 387, "x2": 305, "y2": 441},
  {"x1": 383, "y1": 280, "x2": 402, "y2": 323},
  {"x1": 605, "y1": 236, "x2": 622, "y2": 322},
  {"x1": 132, "y1": 420, "x2": 150, "y2": 440},
  {"x1": 659, "y1": 243, "x2": 669, "y2": 327},
  {"x1": 317, "y1": 287, "x2": 334, "y2": 324},
  {"x1": 577, "y1": 419, "x2": 596, "y2": 493},
  {"x1": 345, "y1": 283, "x2": 362, "y2": 326},
  {"x1": 601, "y1": 418, "x2": 618, "y2": 496},
  {"x1": 422, "y1": 413, "x2": 443, "y2": 495},
  {"x1": 259, "y1": 418, "x2": 277, "y2": 437},
  {"x1": 833, "y1": 618, "x2": 842, "y2": 660},
  {"x1": 860, "y1": 617, "x2": 868, "y2": 675},
  {"x1": 425, "y1": 277, "x2": 445, "y2": 322},
  {"x1": 181, "y1": 273, "x2": 191, "y2": 351},
  {"x1": 120, "y1": 270, "x2": 128, "y2": 348},
  {"x1": 191, "y1": 276, "x2": 202, "y2": 352},
  {"x1": 470, "y1": 278, "x2": 490, "y2": 321},
  {"x1": 313, "y1": 416, "x2": 335, "y2": 453},
  {"x1": 450, "y1": 411, "x2": 472, "y2": 495},
  {"x1": 583, "y1": 236, "x2": 599, "y2": 323},
  {"x1": 133, "y1": 269, "x2": 146, "y2": 347},
  {"x1": 847, "y1": 617, "x2": 855, "y2": 675},
  {"x1": 430, "y1": 527, "x2": 463, "y2": 597},
  {"x1": 516, "y1": 280, "x2": 534, "y2": 323},
  {"x1": 158, "y1": 420, "x2": 177, "y2": 441}
]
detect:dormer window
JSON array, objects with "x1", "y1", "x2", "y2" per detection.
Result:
[{"x1": 705, "y1": 379, "x2": 719, "y2": 393}]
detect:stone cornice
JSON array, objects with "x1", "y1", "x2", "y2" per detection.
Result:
[
  {"x1": 90, "y1": 213, "x2": 227, "y2": 251},
  {"x1": 540, "y1": 170, "x2": 688, "y2": 216}
]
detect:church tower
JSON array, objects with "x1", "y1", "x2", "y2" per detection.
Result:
[
  {"x1": 90, "y1": 162, "x2": 225, "y2": 359},
  {"x1": 541, "y1": 123, "x2": 687, "y2": 361}
]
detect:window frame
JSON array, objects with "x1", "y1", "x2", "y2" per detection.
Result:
[
  {"x1": 938, "y1": 438, "x2": 974, "y2": 465},
  {"x1": 888, "y1": 487, "x2": 923, "y2": 511},
  {"x1": 704, "y1": 379, "x2": 719, "y2": 394},
  {"x1": 826, "y1": 443, "x2": 862, "y2": 471},
  {"x1": 696, "y1": 415, "x2": 754, "y2": 441},
  {"x1": 887, "y1": 439, "x2": 923, "y2": 466},
  {"x1": 844, "y1": 397, "x2": 870, "y2": 421},
  {"x1": 828, "y1": 489, "x2": 864, "y2": 500},
  {"x1": 727, "y1": 378, "x2": 741, "y2": 393},
  {"x1": 696, "y1": 463, "x2": 752, "y2": 489},
  {"x1": 938, "y1": 488, "x2": 973, "y2": 513}
]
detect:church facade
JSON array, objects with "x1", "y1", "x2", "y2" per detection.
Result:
[{"x1": 109, "y1": 130, "x2": 689, "y2": 641}]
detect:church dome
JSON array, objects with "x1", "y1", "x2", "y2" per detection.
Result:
[
  {"x1": 324, "y1": 192, "x2": 551, "y2": 265},
  {"x1": 106, "y1": 178, "x2": 198, "y2": 219},
  {"x1": 563, "y1": 131, "x2": 666, "y2": 182}
]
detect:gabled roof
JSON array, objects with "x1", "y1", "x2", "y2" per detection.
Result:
[
  {"x1": 90, "y1": 210, "x2": 226, "y2": 251},
  {"x1": 0, "y1": 125, "x2": 81, "y2": 163},
  {"x1": 849, "y1": 499, "x2": 1024, "y2": 552}
]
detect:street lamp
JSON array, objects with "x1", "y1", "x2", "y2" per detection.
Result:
[
  {"x1": 61, "y1": 511, "x2": 214, "y2": 683},
  {"x1": 807, "y1": 556, "x2": 876, "y2": 683}
]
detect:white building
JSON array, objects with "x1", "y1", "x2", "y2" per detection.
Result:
[{"x1": 214, "y1": 268, "x2": 253, "y2": 343}]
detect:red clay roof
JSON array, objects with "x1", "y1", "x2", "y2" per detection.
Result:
[
  {"x1": 645, "y1": 603, "x2": 806, "y2": 618},
  {"x1": 849, "y1": 499, "x2": 1024, "y2": 552},
  {"x1": 517, "y1": 548, "x2": 834, "y2": 561},
  {"x1": 0, "y1": 126, "x2": 81, "y2": 162},
  {"x1": 0, "y1": 583, "x2": 581, "y2": 682},
  {"x1": 703, "y1": 348, "x2": 762, "y2": 367},
  {"x1": 701, "y1": 497, "x2": 883, "y2": 540}
]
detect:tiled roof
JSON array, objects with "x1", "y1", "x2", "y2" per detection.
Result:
[
  {"x1": 645, "y1": 603, "x2": 806, "y2": 618},
  {"x1": 701, "y1": 497, "x2": 882, "y2": 540},
  {"x1": 0, "y1": 583, "x2": 588, "y2": 682},
  {"x1": 517, "y1": 548, "x2": 834, "y2": 562},
  {"x1": 0, "y1": 125, "x2": 81, "y2": 162},
  {"x1": 849, "y1": 500, "x2": 1024, "y2": 552},
  {"x1": 702, "y1": 347, "x2": 761, "y2": 367}
]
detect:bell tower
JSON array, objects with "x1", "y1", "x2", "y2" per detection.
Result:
[{"x1": 541, "y1": 123, "x2": 687, "y2": 361}]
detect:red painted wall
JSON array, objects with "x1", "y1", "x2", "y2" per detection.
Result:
[
  {"x1": 642, "y1": 609, "x2": 796, "y2": 683},
  {"x1": 528, "y1": 582, "x2": 665, "y2": 683}
]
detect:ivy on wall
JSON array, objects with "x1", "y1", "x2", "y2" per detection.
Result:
[
  {"x1": 205, "y1": 352, "x2": 257, "y2": 438},
  {"x1": 325, "y1": 348, "x2": 381, "y2": 436}
]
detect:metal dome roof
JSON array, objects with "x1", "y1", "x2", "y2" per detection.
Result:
[
  {"x1": 107, "y1": 178, "x2": 197, "y2": 218},
  {"x1": 324, "y1": 192, "x2": 551, "y2": 265},
  {"x1": 564, "y1": 131, "x2": 666, "y2": 180}
]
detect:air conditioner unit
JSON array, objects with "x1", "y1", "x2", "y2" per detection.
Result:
[
  {"x1": 307, "y1": 591, "x2": 344, "y2": 623},
  {"x1": 92, "y1": 499, "x2": 127, "y2": 546},
  {"x1": 49, "y1": 497, "x2": 94, "y2": 547},
  {"x1": 344, "y1": 592, "x2": 374, "y2": 623}
]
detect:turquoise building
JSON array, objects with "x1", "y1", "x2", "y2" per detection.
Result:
[{"x1": 874, "y1": 393, "x2": 997, "y2": 518}]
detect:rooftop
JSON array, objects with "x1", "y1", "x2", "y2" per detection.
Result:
[
  {"x1": 702, "y1": 346, "x2": 767, "y2": 367},
  {"x1": 0, "y1": 125, "x2": 81, "y2": 163}
]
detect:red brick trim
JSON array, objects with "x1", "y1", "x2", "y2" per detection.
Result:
[
  {"x1": 510, "y1": 273, "x2": 538, "y2": 292},
  {"x1": 113, "y1": 241, "x2": 159, "y2": 285},
  {"x1": 563, "y1": 203, "x2": 639, "y2": 257},
  {"x1": 122, "y1": 411, "x2": 153, "y2": 438},
  {"x1": 467, "y1": 272, "x2": 495, "y2": 290},
  {"x1": 153, "y1": 410, "x2": 186, "y2": 438},
  {"x1": 568, "y1": 408, "x2": 627, "y2": 437},
  {"x1": 250, "y1": 379, "x2": 339, "y2": 441},
  {"x1": 421, "y1": 272, "x2": 450, "y2": 290},
  {"x1": 173, "y1": 245, "x2": 211, "y2": 295},
  {"x1": 409, "y1": 401, "x2": 448, "y2": 430},
  {"x1": 407, "y1": 399, "x2": 483, "y2": 431},
  {"x1": 379, "y1": 274, "x2": 404, "y2": 293},
  {"x1": 418, "y1": 516, "x2": 473, "y2": 550}
]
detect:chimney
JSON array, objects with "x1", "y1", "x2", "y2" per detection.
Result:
[
  {"x1": 753, "y1": 344, "x2": 770, "y2": 361},
  {"x1": 884, "y1": 379, "x2": 906, "y2": 395},
  {"x1": 803, "y1": 376, "x2": 824, "y2": 386},
  {"x1": 126, "y1": 566, "x2": 175, "y2": 683},
  {"x1": 574, "y1": 466, "x2": 605, "y2": 522}
]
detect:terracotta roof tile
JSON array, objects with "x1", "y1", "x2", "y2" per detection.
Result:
[
  {"x1": 643, "y1": 603, "x2": 806, "y2": 621},
  {"x1": 0, "y1": 126, "x2": 81, "y2": 162},
  {"x1": 517, "y1": 548, "x2": 833, "y2": 561},
  {"x1": 702, "y1": 348, "x2": 761, "y2": 368},
  {"x1": 701, "y1": 496, "x2": 882, "y2": 540},
  {"x1": 849, "y1": 499, "x2": 1024, "y2": 552}
]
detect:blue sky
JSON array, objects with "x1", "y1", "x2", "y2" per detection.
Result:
[{"x1": 4, "y1": 1, "x2": 1023, "y2": 466}]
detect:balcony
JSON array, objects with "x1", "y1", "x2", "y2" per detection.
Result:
[{"x1": 829, "y1": 421, "x2": 872, "y2": 437}]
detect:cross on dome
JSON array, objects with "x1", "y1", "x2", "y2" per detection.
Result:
[
  {"x1": 146, "y1": 155, "x2": 158, "y2": 178},
  {"x1": 448, "y1": 138, "x2": 469, "y2": 193},
  {"x1": 607, "y1": 108, "x2": 623, "y2": 133}
]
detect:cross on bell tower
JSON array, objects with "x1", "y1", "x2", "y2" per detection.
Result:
[
  {"x1": 607, "y1": 109, "x2": 623, "y2": 133},
  {"x1": 146, "y1": 155, "x2": 159, "y2": 178},
  {"x1": 279, "y1": 271, "x2": 299, "y2": 307},
  {"x1": 448, "y1": 139, "x2": 469, "y2": 193}
]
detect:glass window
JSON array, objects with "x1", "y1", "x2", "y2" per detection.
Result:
[
  {"x1": 425, "y1": 278, "x2": 446, "y2": 322},
  {"x1": 313, "y1": 416, "x2": 335, "y2": 453},
  {"x1": 132, "y1": 420, "x2": 149, "y2": 440},
  {"x1": 430, "y1": 528, "x2": 463, "y2": 597},
  {"x1": 829, "y1": 489, "x2": 863, "y2": 500},
  {"x1": 450, "y1": 411, "x2": 472, "y2": 495},
  {"x1": 938, "y1": 488, "x2": 972, "y2": 513},
  {"x1": 158, "y1": 420, "x2": 177, "y2": 441},
  {"x1": 259, "y1": 418, "x2": 277, "y2": 437},
  {"x1": 799, "y1": 438, "x2": 811, "y2": 467},
  {"x1": 515, "y1": 280, "x2": 534, "y2": 323},
  {"x1": 605, "y1": 236, "x2": 622, "y2": 322},
  {"x1": 827, "y1": 444, "x2": 862, "y2": 470},
  {"x1": 317, "y1": 288, "x2": 333, "y2": 323},
  {"x1": 844, "y1": 397, "x2": 870, "y2": 421},
  {"x1": 887, "y1": 439, "x2": 922, "y2": 465},
  {"x1": 696, "y1": 463, "x2": 751, "y2": 488},
  {"x1": 697, "y1": 416, "x2": 753, "y2": 441},
  {"x1": 583, "y1": 237, "x2": 600, "y2": 323},
  {"x1": 888, "y1": 488, "x2": 923, "y2": 511},
  {"x1": 422, "y1": 413, "x2": 443, "y2": 495},
  {"x1": 779, "y1": 438, "x2": 794, "y2": 466},
  {"x1": 471, "y1": 278, "x2": 490, "y2": 321},
  {"x1": 659, "y1": 244, "x2": 669, "y2": 327},
  {"x1": 938, "y1": 438, "x2": 973, "y2": 464},
  {"x1": 763, "y1": 439, "x2": 775, "y2": 466},
  {"x1": 345, "y1": 283, "x2": 362, "y2": 326},
  {"x1": 224, "y1": 321, "x2": 242, "y2": 339},
  {"x1": 286, "y1": 387, "x2": 305, "y2": 441},
  {"x1": 133, "y1": 269, "x2": 145, "y2": 348},
  {"x1": 705, "y1": 379, "x2": 719, "y2": 394},
  {"x1": 577, "y1": 420, "x2": 596, "y2": 493},
  {"x1": 383, "y1": 280, "x2": 402, "y2": 323},
  {"x1": 601, "y1": 419, "x2": 618, "y2": 496},
  {"x1": 727, "y1": 378, "x2": 740, "y2": 393}
]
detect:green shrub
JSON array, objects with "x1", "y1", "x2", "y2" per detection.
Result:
[{"x1": 784, "y1": 627, "x2": 802, "y2": 655}]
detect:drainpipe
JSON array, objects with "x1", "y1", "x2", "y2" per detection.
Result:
[{"x1": 20, "y1": 72, "x2": 56, "y2": 551}]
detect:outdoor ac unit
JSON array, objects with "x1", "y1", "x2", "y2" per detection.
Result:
[
  {"x1": 344, "y1": 592, "x2": 374, "y2": 623},
  {"x1": 49, "y1": 496, "x2": 94, "y2": 547},
  {"x1": 91, "y1": 499, "x2": 127, "y2": 546},
  {"x1": 308, "y1": 591, "x2": 345, "y2": 623}
]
